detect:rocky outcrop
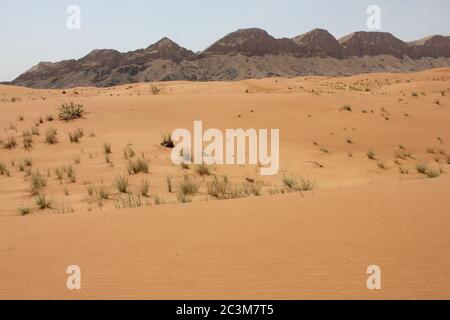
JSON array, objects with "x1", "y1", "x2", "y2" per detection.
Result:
[
  {"x1": 9, "y1": 28, "x2": 450, "y2": 88},
  {"x1": 339, "y1": 31, "x2": 410, "y2": 58},
  {"x1": 293, "y1": 28, "x2": 343, "y2": 58},
  {"x1": 409, "y1": 35, "x2": 450, "y2": 58}
]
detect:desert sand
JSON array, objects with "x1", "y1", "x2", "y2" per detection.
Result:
[{"x1": 0, "y1": 69, "x2": 449, "y2": 299}]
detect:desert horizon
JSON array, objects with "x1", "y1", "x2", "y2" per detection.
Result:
[{"x1": 1, "y1": 67, "x2": 450, "y2": 299}]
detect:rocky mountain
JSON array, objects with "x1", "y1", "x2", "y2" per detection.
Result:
[
  {"x1": 293, "y1": 28, "x2": 343, "y2": 58},
  {"x1": 9, "y1": 28, "x2": 450, "y2": 88}
]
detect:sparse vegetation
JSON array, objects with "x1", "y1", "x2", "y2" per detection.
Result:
[
  {"x1": 58, "y1": 102, "x2": 85, "y2": 121},
  {"x1": 151, "y1": 85, "x2": 160, "y2": 95},
  {"x1": 103, "y1": 143, "x2": 112, "y2": 154},
  {"x1": 123, "y1": 145, "x2": 136, "y2": 159},
  {"x1": 115, "y1": 193, "x2": 147, "y2": 209},
  {"x1": 66, "y1": 165, "x2": 76, "y2": 183},
  {"x1": 45, "y1": 128, "x2": 58, "y2": 144},
  {"x1": 127, "y1": 158, "x2": 149, "y2": 174},
  {"x1": 377, "y1": 161, "x2": 387, "y2": 170},
  {"x1": 3, "y1": 136, "x2": 17, "y2": 149},
  {"x1": 69, "y1": 128, "x2": 84, "y2": 143},
  {"x1": 367, "y1": 150, "x2": 376, "y2": 160},
  {"x1": 166, "y1": 176, "x2": 173, "y2": 193},
  {"x1": 0, "y1": 161, "x2": 9, "y2": 176},
  {"x1": 115, "y1": 174, "x2": 129, "y2": 193},
  {"x1": 30, "y1": 170, "x2": 47, "y2": 196},
  {"x1": 22, "y1": 131, "x2": 33, "y2": 149},
  {"x1": 138, "y1": 180, "x2": 150, "y2": 197},
  {"x1": 340, "y1": 105, "x2": 352, "y2": 112},
  {"x1": 196, "y1": 163, "x2": 212, "y2": 176},
  {"x1": 178, "y1": 174, "x2": 200, "y2": 196},
  {"x1": 416, "y1": 163, "x2": 428, "y2": 174},
  {"x1": 282, "y1": 173, "x2": 315, "y2": 192},
  {"x1": 19, "y1": 207, "x2": 31, "y2": 216},
  {"x1": 35, "y1": 193, "x2": 52, "y2": 210}
]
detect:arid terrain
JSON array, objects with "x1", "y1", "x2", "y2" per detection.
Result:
[{"x1": 0, "y1": 68, "x2": 449, "y2": 299}]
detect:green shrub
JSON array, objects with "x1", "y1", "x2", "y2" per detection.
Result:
[
  {"x1": 35, "y1": 193, "x2": 52, "y2": 210},
  {"x1": 58, "y1": 102, "x2": 85, "y2": 121},
  {"x1": 115, "y1": 174, "x2": 129, "y2": 193},
  {"x1": 30, "y1": 171, "x2": 47, "y2": 196}
]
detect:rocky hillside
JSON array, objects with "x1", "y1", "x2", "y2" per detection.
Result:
[{"x1": 10, "y1": 28, "x2": 450, "y2": 88}]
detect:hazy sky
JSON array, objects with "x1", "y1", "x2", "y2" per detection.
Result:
[{"x1": 1, "y1": 0, "x2": 449, "y2": 81}]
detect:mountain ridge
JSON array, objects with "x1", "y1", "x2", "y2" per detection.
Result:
[{"x1": 9, "y1": 28, "x2": 450, "y2": 88}]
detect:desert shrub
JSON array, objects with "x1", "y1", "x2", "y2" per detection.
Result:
[
  {"x1": 160, "y1": 134, "x2": 174, "y2": 148},
  {"x1": 46, "y1": 114, "x2": 54, "y2": 122},
  {"x1": 151, "y1": 85, "x2": 160, "y2": 95},
  {"x1": 166, "y1": 176, "x2": 173, "y2": 193},
  {"x1": 377, "y1": 161, "x2": 387, "y2": 170},
  {"x1": 0, "y1": 161, "x2": 8, "y2": 175},
  {"x1": 395, "y1": 150, "x2": 412, "y2": 160},
  {"x1": 127, "y1": 158, "x2": 149, "y2": 174},
  {"x1": 447, "y1": 156, "x2": 450, "y2": 164},
  {"x1": 416, "y1": 163, "x2": 428, "y2": 174},
  {"x1": 207, "y1": 176, "x2": 230, "y2": 199},
  {"x1": 31, "y1": 126, "x2": 40, "y2": 136},
  {"x1": 178, "y1": 174, "x2": 200, "y2": 196},
  {"x1": 23, "y1": 157, "x2": 33, "y2": 167},
  {"x1": 69, "y1": 128, "x2": 84, "y2": 143},
  {"x1": 282, "y1": 173, "x2": 315, "y2": 192},
  {"x1": 138, "y1": 179, "x2": 150, "y2": 197},
  {"x1": 115, "y1": 193, "x2": 147, "y2": 209},
  {"x1": 54, "y1": 167, "x2": 64, "y2": 183},
  {"x1": 58, "y1": 102, "x2": 85, "y2": 121},
  {"x1": 411, "y1": 92, "x2": 418, "y2": 97},
  {"x1": 66, "y1": 165, "x2": 76, "y2": 183},
  {"x1": 103, "y1": 143, "x2": 112, "y2": 154},
  {"x1": 88, "y1": 180, "x2": 110, "y2": 200},
  {"x1": 399, "y1": 167, "x2": 409, "y2": 174},
  {"x1": 123, "y1": 145, "x2": 136, "y2": 159},
  {"x1": 18, "y1": 115, "x2": 24, "y2": 121},
  {"x1": 367, "y1": 150, "x2": 376, "y2": 160},
  {"x1": 196, "y1": 163, "x2": 211, "y2": 176},
  {"x1": 19, "y1": 207, "x2": 31, "y2": 216},
  {"x1": 73, "y1": 156, "x2": 81, "y2": 164},
  {"x1": 340, "y1": 105, "x2": 352, "y2": 112},
  {"x1": 3, "y1": 136, "x2": 17, "y2": 149},
  {"x1": 177, "y1": 193, "x2": 192, "y2": 203},
  {"x1": 22, "y1": 131, "x2": 33, "y2": 149},
  {"x1": 115, "y1": 174, "x2": 129, "y2": 193},
  {"x1": 30, "y1": 171, "x2": 47, "y2": 196},
  {"x1": 425, "y1": 168, "x2": 441, "y2": 178},
  {"x1": 35, "y1": 193, "x2": 51, "y2": 210},
  {"x1": 244, "y1": 180, "x2": 263, "y2": 196},
  {"x1": 45, "y1": 128, "x2": 58, "y2": 144}
]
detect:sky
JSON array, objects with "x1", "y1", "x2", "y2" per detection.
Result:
[{"x1": 0, "y1": 0, "x2": 449, "y2": 81}]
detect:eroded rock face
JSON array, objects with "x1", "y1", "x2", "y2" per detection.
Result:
[
  {"x1": 409, "y1": 35, "x2": 450, "y2": 58},
  {"x1": 293, "y1": 28, "x2": 343, "y2": 58},
  {"x1": 203, "y1": 28, "x2": 299, "y2": 56},
  {"x1": 9, "y1": 28, "x2": 450, "y2": 88}
]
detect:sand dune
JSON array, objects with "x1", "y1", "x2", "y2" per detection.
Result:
[{"x1": 0, "y1": 69, "x2": 449, "y2": 299}]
